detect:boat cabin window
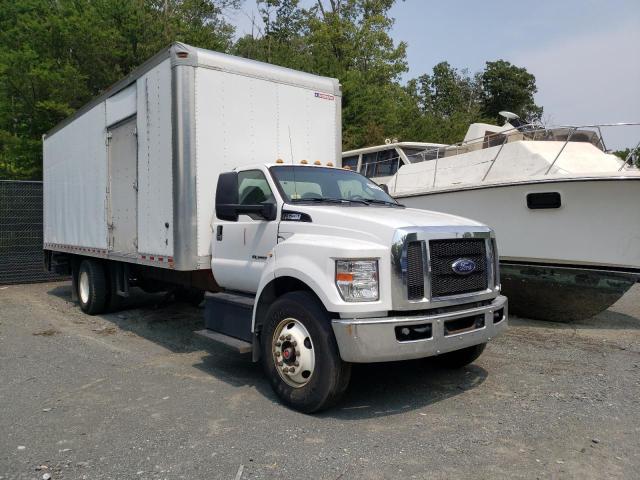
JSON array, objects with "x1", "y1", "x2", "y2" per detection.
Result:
[
  {"x1": 342, "y1": 155, "x2": 359, "y2": 171},
  {"x1": 361, "y1": 149, "x2": 401, "y2": 178}
]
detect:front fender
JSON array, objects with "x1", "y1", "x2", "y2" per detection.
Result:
[{"x1": 252, "y1": 234, "x2": 392, "y2": 330}]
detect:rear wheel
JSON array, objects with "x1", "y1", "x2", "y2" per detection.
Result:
[
  {"x1": 261, "y1": 291, "x2": 351, "y2": 413},
  {"x1": 434, "y1": 343, "x2": 486, "y2": 369},
  {"x1": 77, "y1": 259, "x2": 108, "y2": 315}
]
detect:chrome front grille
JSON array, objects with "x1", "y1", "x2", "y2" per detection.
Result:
[
  {"x1": 407, "y1": 241, "x2": 425, "y2": 300},
  {"x1": 391, "y1": 227, "x2": 496, "y2": 310},
  {"x1": 429, "y1": 239, "x2": 488, "y2": 297}
]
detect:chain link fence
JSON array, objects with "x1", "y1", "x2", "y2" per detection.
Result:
[{"x1": 0, "y1": 181, "x2": 65, "y2": 285}]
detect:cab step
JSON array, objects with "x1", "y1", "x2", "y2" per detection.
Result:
[{"x1": 194, "y1": 329, "x2": 252, "y2": 354}]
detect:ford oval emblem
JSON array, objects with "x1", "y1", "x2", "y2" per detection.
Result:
[{"x1": 451, "y1": 258, "x2": 476, "y2": 275}]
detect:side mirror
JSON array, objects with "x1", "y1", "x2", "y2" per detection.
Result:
[
  {"x1": 234, "y1": 203, "x2": 277, "y2": 221},
  {"x1": 215, "y1": 172, "x2": 278, "y2": 222},
  {"x1": 216, "y1": 172, "x2": 240, "y2": 221},
  {"x1": 260, "y1": 203, "x2": 277, "y2": 221}
]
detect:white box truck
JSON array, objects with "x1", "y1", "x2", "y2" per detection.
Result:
[{"x1": 44, "y1": 43, "x2": 507, "y2": 412}]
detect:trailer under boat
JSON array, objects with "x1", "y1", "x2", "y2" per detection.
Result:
[{"x1": 500, "y1": 263, "x2": 636, "y2": 322}]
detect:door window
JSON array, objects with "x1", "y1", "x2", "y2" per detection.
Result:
[{"x1": 238, "y1": 170, "x2": 275, "y2": 205}]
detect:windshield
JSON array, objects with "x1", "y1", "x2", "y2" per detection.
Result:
[{"x1": 269, "y1": 166, "x2": 400, "y2": 205}]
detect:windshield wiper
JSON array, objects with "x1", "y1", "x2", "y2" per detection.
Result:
[
  {"x1": 358, "y1": 198, "x2": 405, "y2": 207},
  {"x1": 290, "y1": 197, "x2": 369, "y2": 205}
]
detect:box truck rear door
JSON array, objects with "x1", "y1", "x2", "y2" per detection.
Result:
[{"x1": 107, "y1": 117, "x2": 138, "y2": 254}]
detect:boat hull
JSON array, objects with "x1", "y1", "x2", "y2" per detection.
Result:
[{"x1": 397, "y1": 177, "x2": 640, "y2": 320}]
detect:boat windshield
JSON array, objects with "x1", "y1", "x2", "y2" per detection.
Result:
[
  {"x1": 521, "y1": 127, "x2": 605, "y2": 151},
  {"x1": 401, "y1": 146, "x2": 442, "y2": 163},
  {"x1": 269, "y1": 165, "x2": 400, "y2": 206}
]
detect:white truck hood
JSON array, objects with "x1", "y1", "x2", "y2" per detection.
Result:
[{"x1": 279, "y1": 204, "x2": 488, "y2": 245}]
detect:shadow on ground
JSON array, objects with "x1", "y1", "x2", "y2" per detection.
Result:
[
  {"x1": 509, "y1": 309, "x2": 640, "y2": 331},
  {"x1": 48, "y1": 283, "x2": 489, "y2": 418}
]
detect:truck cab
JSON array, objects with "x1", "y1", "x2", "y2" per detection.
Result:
[{"x1": 207, "y1": 163, "x2": 507, "y2": 412}]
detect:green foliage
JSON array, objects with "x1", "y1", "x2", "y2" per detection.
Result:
[
  {"x1": 0, "y1": 0, "x2": 237, "y2": 180},
  {"x1": 0, "y1": 0, "x2": 546, "y2": 179},
  {"x1": 481, "y1": 59, "x2": 542, "y2": 122},
  {"x1": 613, "y1": 148, "x2": 640, "y2": 168},
  {"x1": 235, "y1": 0, "x2": 409, "y2": 149}
]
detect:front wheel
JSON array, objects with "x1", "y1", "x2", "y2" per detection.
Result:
[{"x1": 261, "y1": 291, "x2": 351, "y2": 413}]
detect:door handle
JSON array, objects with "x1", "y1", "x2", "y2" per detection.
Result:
[{"x1": 216, "y1": 225, "x2": 223, "y2": 241}]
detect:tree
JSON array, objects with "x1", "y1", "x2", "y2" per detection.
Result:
[
  {"x1": 235, "y1": 0, "x2": 409, "y2": 149},
  {"x1": 0, "y1": 0, "x2": 238, "y2": 180},
  {"x1": 480, "y1": 60, "x2": 542, "y2": 123},
  {"x1": 0, "y1": 0, "x2": 546, "y2": 178},
  {"x1": 613, "y1": 147, "x2": 640, "y2": 168}
]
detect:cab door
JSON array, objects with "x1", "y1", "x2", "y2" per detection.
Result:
[{"x1": 211, "y1": 169, "x2": 279, "y2": 293}]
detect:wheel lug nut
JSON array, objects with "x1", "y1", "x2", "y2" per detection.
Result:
[
  {"x1": 292, "y1": 340, "x2": 297, "y2": 346},
  {"x1": 275, "y1": 351, "x2": 281, "y2": 357},
  {"x1": 295, "y1": 350, "x2": 300, "y2": 356},
  {"x1": 294, "y1": 361, "x2": 299, "y2": 366},
  {"x1": 286, "y1": 334, "x2": 291, "y2": 340},
  {"x1": 277, "y1": 361, "x2": 283, "y2": 366},
  {"x1": 275, "y1": 341, "x2": 281, "y2": 347}
]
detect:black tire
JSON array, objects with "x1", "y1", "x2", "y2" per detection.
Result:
[
  {"x1": 77, "y1": 259, "x2": 108, "y2": 315},
  {"x1": 174, "y1": 288, "x2": 205, "y2": 306},
  {"x1": 434, "y1": 343, "x2": 487, "y2": 369},
  {"x1": 261, "y1": 291, "x2": 351, "y2": 413}
]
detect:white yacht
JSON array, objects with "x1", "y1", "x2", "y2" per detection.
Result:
[{"x1": 343, "y1": 114, "x2": 640, "y2": 321}]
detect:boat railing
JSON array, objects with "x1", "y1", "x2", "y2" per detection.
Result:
[
  {"x1": 617, "y1": 138, "x2": 640, "y2": 172},
  {"x1": 397, "y1": 122, "x2": 640, "y2": 184}
]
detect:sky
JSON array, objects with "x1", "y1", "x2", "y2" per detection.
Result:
[{"x1": 228, "y1": 0, "x2": 640, "y2": 150}]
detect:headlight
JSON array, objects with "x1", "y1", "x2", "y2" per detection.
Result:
[{"x1": 335, "y1": 259, "x2": 379, "y2": 302}]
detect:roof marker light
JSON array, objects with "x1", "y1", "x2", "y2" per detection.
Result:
[
  {"x1": 300, "y1": 159, "x2": 308, "y2": 164},
  {"x1": 276, "y1": 158, "x2": 284, "y2": 164},
  {"x1": 326, "y1": 162, "x2": 334, "y2": 167},
  {"x1": 314, "y1": 160, "x2": 321, "y2": 165}
]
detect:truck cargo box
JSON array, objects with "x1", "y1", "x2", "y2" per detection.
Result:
[{"x1": 43, "y1": 43, "x2": 341, "y2": 271}]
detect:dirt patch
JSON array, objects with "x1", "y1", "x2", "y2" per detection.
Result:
[
  {"x1": 33, "y1": 328, "x2": 61, "y2": 336},
  {"x1": 92, "y1": 325, "x2": 117, "y2": 335}
]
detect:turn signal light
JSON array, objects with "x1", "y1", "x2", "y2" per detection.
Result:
[{"x1": 336, "y1": 272, "x2": 354, "y2": 282}]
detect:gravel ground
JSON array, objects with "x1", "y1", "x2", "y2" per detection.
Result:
[{"x1": 1, "y1": 281, "x2": 639, "y2": 480}]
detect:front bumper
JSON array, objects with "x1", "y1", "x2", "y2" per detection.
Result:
[{"x1": 332, "y1": 295, "x2": 507, "y2": 363}]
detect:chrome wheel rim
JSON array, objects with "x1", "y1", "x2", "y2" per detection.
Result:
[
  {"x1": 79, "y1": 271, "x2": 90, "y2": 304},
  {"x1": 272, "y1": 317, "x2": 315, "y2": 388}
]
